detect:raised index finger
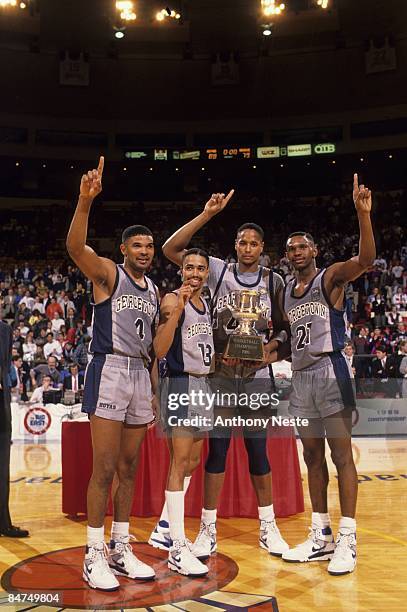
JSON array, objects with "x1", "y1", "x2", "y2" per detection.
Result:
[
  {"x1": 223, "y1": 189, "x2": 235, "y2": 205},
  {"x1": 353, "y1": 173, "x2": 358, "y2": 191},
  {"x1": 97, "y1": 156, "x2": 105, "y2": 177}
]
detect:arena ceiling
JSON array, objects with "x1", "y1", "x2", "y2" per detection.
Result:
[{"x1": 0, "y1": 0, "x2": 406, "y2": 57}]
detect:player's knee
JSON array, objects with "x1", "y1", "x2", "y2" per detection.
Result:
[
  {"x1": 116, "y1": 458, "x2": 138, "y2": 482},
  {"x1": 244, "y1": 437, "x2": 270, "y2": 476},
  {"x1": 92, "y1": 459, "x2": 116, "y2": 487},
  {"x1": 330, "y1": 447, "x2": 353, "y2": 470},
  {"x1": 171, "y1": 453, "x2": 190, "y2": 476},
  {"x1": 303, "y1": 447, "x2": 325, "y2": 470},
  {"x1": 188, "y1": 453, "x2": 201, "y2": 474},
  {"x1": 205, "y1": 436, "x2": 231, "y2": 474}
]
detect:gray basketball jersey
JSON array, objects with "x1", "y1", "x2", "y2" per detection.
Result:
[
  {"x1": 166, "y1": 293, "x2": 214, "y2": 376},
  {"x1": 283, "y1": 269, "x2": 346, "y2": 371},
  {"x1": 207, "y1": 256, "x2": 283, "y2": 355},
  {"x1": 90, "y1": 264, "x2": 159, "y2": 361}
]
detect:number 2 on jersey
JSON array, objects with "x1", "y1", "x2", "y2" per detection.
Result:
[
  {"x1": 198, "y1": 342, "x2": 213, "y2": 367},
  {"x1": 134, "y1": 318, "x2": 145, "y2": 340},
  {"x1": 296, "y1": 322, "x2": 312, "y2": 350}
]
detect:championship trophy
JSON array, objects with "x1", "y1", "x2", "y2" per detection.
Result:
[{"x1": 224, "y1": 289, "x2": 267, "y2": 361}]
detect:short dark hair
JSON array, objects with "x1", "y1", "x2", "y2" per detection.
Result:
[
  {"x1": 182, "y1": 248, "x2": 209, "y2": 267},
  {"x1": 236, "y1": 223, "x2": 264, "y2": 240},
  {"x1": 12, "y1": 355, "x2": 21, "y2": 362},
  {"x1": 121, "y1": 225, "x2": 153, "y2": 243},
  {"x1": 287, "y1": 231, "x2": 315, "y2": 245},
  {"x1": 376, "y1": 344, "x2": 387, "y2": 354}
]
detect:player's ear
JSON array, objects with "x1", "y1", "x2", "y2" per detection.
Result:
[{"x1": 120, "y1": 242, "x2": 126, "y2": 256}]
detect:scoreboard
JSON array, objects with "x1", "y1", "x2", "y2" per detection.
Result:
[{"x1": 124, "y1": 143, "x2": 336, "y2": 161}]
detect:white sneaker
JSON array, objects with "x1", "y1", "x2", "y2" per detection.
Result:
[
  {"x1": 190, "y1": 522, "x2": 217, "y2": 560},
  {"x1": 108, "y1": 535, "x2": 155, "y2": 580},
  {"x1": 328, "y1": 531, "x2": 357, "y2": 575},
  {"x1": 168, "y1": 540, "x2": 209, "y2": 577},
  {"x1": 83, "y1": 543, "x2": 120, "y2": 591},
  {"x1": 148, "y1": 521, "x2": 172, "y2": 551},
  {"x1": 259, "y1": 519, "x2": 289, "y2": 557},
  {"x1": 282, "y1": 526, "x2": 335, "y2": 563}
]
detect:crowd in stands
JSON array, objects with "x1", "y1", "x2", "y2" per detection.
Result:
[{"x1": 0, "y1": 185, "x2": 406, "y2": 400}]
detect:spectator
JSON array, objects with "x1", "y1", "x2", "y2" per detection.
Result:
[
  {"x1": 22, "y1": 331, "x2": 36, "y2": 364},
  {"x1": 43, "y1": 332, "x2": 63, "y2": 361},
  {"x1": 45, "y1": 297, "x2": 63, "y2": 321},
  {"x1": 63, "y1": 362, "x2": 84, "y2": 392},
  {"x1": 29, "y1": 375, "x2": 54, "y2": 404},
  {"x1": 371, "y1": 293, "x2": 386, "y2": 328},
  {"x1": 73, "y1": 335, "x2": 91, "y2": 369},
  {"x1": 371, "y1": 345, "x2": 399, "y2": 397},
  {"x1": 51, "y1": 312, "x2": 65, "y2": 336},
  {"x1": 59, "y1": 292, "x2": 76, "y2": 319},
  {"x1": 30, "y1": 356, "x2": 61, "y2": 388}
]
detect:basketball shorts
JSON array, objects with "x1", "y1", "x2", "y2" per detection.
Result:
[
  {"x1": 289, "y1": 353, "x2": 356, "y2": 419},
  {"x1": 82, "y1": 353, "x2": 154, "y2": 425},
  {"x1": 160, "y1": 374, "x2": 213, "y2": 433}
]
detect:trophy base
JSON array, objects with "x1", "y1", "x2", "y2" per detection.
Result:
[{"x1": 224, "y1": 335, "x2": 265, "y2": 362}]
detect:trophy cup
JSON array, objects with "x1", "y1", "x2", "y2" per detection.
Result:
[{"x1": 224, "y1": 289, "x2": 267, "y2": 361}]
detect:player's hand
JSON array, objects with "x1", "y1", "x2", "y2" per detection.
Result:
[
  {"x1": 151, "y1": 395, "x2": 160, "y2": 420},
  {"x1": 80, "y1": 156, "x2": 104, "y2": 199},
  {"x1": 177, "y1": 283, "x2": 193, "y2": 310},
  {"x1": 221, "y1": 356, "x2": 241, "y2": 367},
  {"x1": 353, "y1": 173, "x2": 372, "y2": 214},
  {"x1": 204, "y1": 190, "x2": 235, "y2": 218}
]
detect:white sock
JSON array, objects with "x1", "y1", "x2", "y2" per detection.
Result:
[
  {"x1": 111, "y1": 521, "x2": 129, "y2": 542},
  {"x1": 159, "y1": 502, "x2": 170, "y2": 527},
  {"x1": 159, "y1": 476, "x2": 192, "y2": 528},
  {"x1": 258, "y1": 504, "x2": 275, "y2": 523},
  {"x1": 311, "y1": 512, "x2": 331, "y2": 529},
  {"x1": 339, "y1": 516, "x2": 356, "y2": 533},
  {"x1": 87, "y1": 525, "x2": 104, "y2": 548},
  {"x1": 166, "y1": 490, "x2": 185, "y2": 542},
  {"x1": 183, "y1": 475, "x2": 192, "y2": 493},
  {"x1": 201, "y1": 508, "x2": 217, "y2": 525}
]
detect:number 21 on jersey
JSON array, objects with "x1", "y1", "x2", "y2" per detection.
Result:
[{"x1": 296, "y1": 322, "x2": 312, "y2": 350}]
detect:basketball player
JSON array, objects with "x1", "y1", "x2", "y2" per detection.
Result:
[
  {"x1": 149, "y1": 248, "x2": 214, "y2": 576},
  {"x1": 281, "y1": 174, "x2": 375, "y2": 575},
  {"x1": 66, "y1": 157, "x2": 158, "y2": 591},
  {"x1": 162, "y1": 192, "x2": 290, "y2": 559}
]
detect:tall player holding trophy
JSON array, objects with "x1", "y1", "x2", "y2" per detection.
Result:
[{"x1": 160, "y1": 192, "x2": 291, "y2": 559}]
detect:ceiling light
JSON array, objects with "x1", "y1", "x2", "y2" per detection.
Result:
[
  {"x1": 116, "y1": 1, "x2": 136, "y2": 21},
  {"x1": 261, "y1": 1, "x2": 285, "y2": 17}
]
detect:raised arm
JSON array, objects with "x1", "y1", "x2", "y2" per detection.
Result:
[
  {"x1": 153, "y1": 286, "x2": 192, "y2": 359},
  {"x1": 66, "y1": 157, "x2": 116, "y2": 292},
  {"x1": 325, "y1": 174, "x2": 376, "y2": 288},
  {"x1": 162, "y1": 190, "x2": 234, "y2": 266}
]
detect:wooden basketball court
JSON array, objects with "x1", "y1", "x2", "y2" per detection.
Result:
[{"x1": 1, "y1": 437, "x2": 406, "y2": 611}]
